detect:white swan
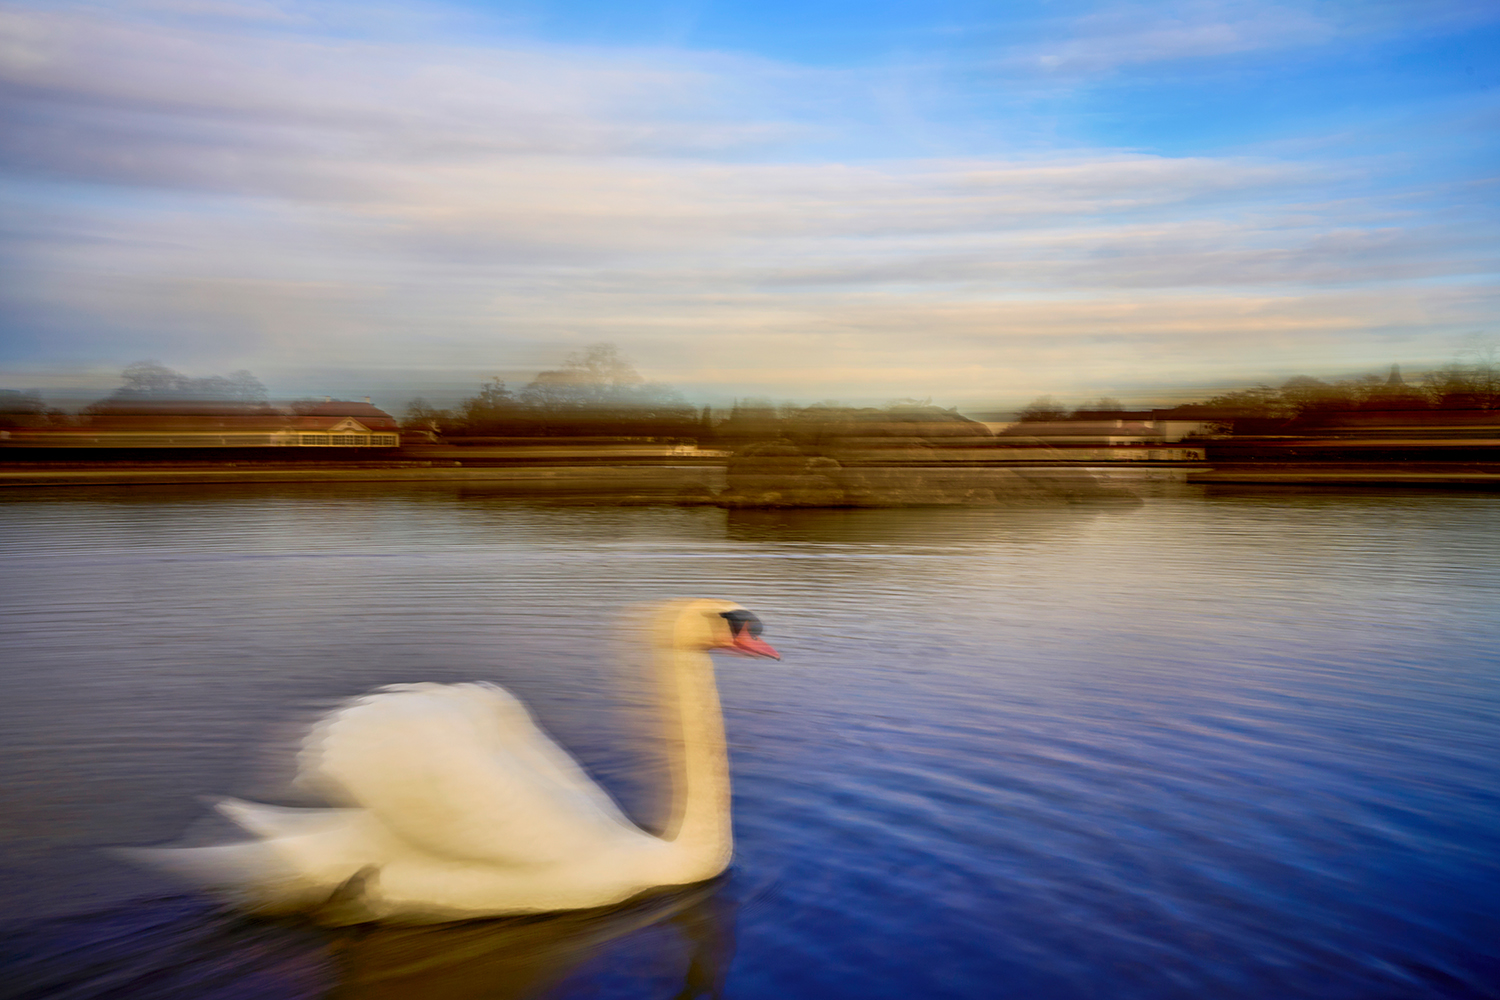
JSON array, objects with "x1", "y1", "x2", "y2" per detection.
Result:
[{"x1": 144, "y1": 599, "x2": 779, "y2": 923}]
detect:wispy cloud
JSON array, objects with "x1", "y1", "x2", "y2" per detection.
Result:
[
  {"x1": 1010, "y1": 2, "x2": 1334, "y2": 75},
  {"x1": 2, "y1": 1, "x2": 1496, "y2": 405},
  {"x1": 0, "y1": 8, "x2": 797, "y2": 190}
]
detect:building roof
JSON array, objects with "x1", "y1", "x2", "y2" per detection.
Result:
[
  {"x1": 290, "y1": 416, "x2": 399, "y2": 432},
  {"x1": 292, "y1": 401, "x2": 400, "y2": 430}
]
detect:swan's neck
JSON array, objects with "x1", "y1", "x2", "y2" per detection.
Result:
[{"x1": 654, "y1": 619, "x2": 732, "y2": 882}]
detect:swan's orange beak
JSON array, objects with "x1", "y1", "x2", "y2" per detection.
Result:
[{"x1": 724, "y1": 633, "x2": 781, "y2": 660}]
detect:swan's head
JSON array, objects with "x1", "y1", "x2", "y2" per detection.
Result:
[{"x1": 670, "y1": 599, "x2": 781, "y2": 660}]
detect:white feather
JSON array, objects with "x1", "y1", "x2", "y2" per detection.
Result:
[{"x1": 130, "y1": 600, "x2": 762, "y2": 923}]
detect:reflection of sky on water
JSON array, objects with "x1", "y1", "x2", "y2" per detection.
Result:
[{"x1": 1, "y1": 484, "x2": 1498, "y2": 998}]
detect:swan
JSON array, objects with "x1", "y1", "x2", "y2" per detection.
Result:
[{"x1": 139, "y1": 599, "x2": 779, "y2": 923}]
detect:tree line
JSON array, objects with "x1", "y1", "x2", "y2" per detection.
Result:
[
  {"x1": 7, "y1": 343, "x2": 1498, "y2": 438},
  {"x1": 1016, "y1": 352, "x2": 1500, "y2": 425},
  {"x1": 404, "y1": 344, "x2": 704, "y2": 438}
]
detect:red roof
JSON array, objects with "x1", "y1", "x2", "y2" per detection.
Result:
[
  {"x1": 291, "y1": 402, "x2": 400, "y2": 431},
  {"x1": 292, "y1": 416, "x2": 400, "y2": 432}
]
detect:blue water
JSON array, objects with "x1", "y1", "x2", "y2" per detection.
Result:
[{"x1": 1, "y1": 483, "x2": 1497, "y2": 998}]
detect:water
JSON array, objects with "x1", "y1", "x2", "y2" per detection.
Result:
[{"x1": 2, "y1": 483, "x2": 1498, "y2": 999}]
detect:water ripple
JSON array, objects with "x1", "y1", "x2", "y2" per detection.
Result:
[{"x1": 2, "y1": 485, "x2": 1498, "y2": 998}]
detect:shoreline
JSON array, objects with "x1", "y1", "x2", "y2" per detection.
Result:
[
  {"x1": 0, "y1": 464, "x2": 726, "y2": 489},
  {"x1": 1187, "y1": 469, "x2": 1500, "y2": 486},
  {"x1": 4, "y1": 462, "x2": 1499, "y2": 491}
]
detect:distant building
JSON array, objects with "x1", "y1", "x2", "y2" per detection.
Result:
[
  {"x1": 287, "y1": 400, "x2": 402, "y2": 448},
  {"x1": 2, "y1": 398, "x2": 401, "y2": 449},
  {"x1": 974, "y1": 410, "x2": 1219, "y2": 461}
]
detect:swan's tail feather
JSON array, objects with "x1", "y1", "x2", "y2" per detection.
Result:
[
  {"x1": 120, "y1": 802, "x2": 379, "y2": 918},
  {"x1": 116, "y1": 842, "x2": 329, "y2": 915}
]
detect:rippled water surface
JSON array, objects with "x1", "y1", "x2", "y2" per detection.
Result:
[{"x1": 2, "y1": 483, "x2": 1498, "y2": 999}]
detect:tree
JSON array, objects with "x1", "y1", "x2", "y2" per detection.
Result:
[
  {"x1": 718, "y1": 398, "x2": 781, "y2": 443},
  {"x1": 97, "y1": 361, "x2": 267, "y2": 404},
  {"x1": 0, "y1": 390, "x2": 70, "y2": 428},
  {"x1": 1193, "y1": 385, "x2": 1290, "y2": 419},
  {"x1": 1015, "y1": 396, "x2": 1068, "y2": 421},
  {"x1": 1422, "y1": 346, "x2": 1500, "y2": 410},
  {"x1": 518, "y1": 344, "x2": 686, "y2": 414},
  {"x1": 1350, "y1": 366, "x2": 1427, "y2": 411},
  {"x1": 402, "y1": 397, "x2": 455, "y2": 430},
  {"x1": 458, "y1": 378, "x2": 517, "y2": 432},
  {"x1": 1071, "y1": 397, "x2": 1123, "y2": 416}
]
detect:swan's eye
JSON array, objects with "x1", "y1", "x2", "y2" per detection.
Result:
[{"x1": 719, "y1": 610, "x2": 763, "y2": 638}]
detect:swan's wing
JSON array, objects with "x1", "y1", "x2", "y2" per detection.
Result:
[
  {"x1": 214, "y1": 797, "x2": 360, "y2": 840},
  {"x1": 299, "y1": 683, "x2": 643, "y2": 867},
  {"x1": 466, "y1": 684, "x2": 635, "y2": 824}
]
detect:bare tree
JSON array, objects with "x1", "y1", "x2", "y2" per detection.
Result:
[
  {"x1": 1422, "y1": 345, "x2": 1500, "y2": 409},
  {"x1": 1015, "y1": 396, "x2": 1068, "y2": 421},
  {"x1": 1071, "y1": 397, "x2": 1123, "y2": 416},
  {"x1": 457, "y1": 378, "x2": 517, "y2": 432},
  {"x1": 519, "y1": 344, "x2": 687, "y2": 414},
  {"x1": 403, "y1": 397, "x2": 455, "y2": 430},
  {"x1": 88, "y1": 362, "x2": 268, "y2": 410}
]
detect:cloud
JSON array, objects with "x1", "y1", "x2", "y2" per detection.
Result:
[
  {"x1": 0, "y1": 6, "x2": 798, "y2": 199},
  {"x1": 1008, "y1": 1, "x2": 1334, "y2": 75},
  {"x1": 1, "y1": 2, "x2": 1496, "y2": 406},
  {"x1": 998, "y1": 0, "x2": 1500, "y2": 79}
]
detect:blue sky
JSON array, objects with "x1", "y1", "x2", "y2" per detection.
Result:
[{"x1": 2, "y1": 0, "x2": 1497, "y2": 409}]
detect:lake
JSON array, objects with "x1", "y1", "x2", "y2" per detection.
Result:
[{"x1": 1, "y1": 481, "x2": 1497, "y2": 999}]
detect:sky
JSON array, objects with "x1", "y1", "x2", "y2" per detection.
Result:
[{"x1": 2, "y1": 0, "x2": 1497, "y2": 411}]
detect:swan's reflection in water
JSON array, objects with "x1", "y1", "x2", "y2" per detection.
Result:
[
  {"x1": 331, "y1": 879, "x2": 733, "y2": 1000},
  {"x1": 3, "y1": 881, "x2": 733, "y2": 1000}
]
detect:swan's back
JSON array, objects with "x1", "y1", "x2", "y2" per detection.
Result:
[{"x1": 299, "y1": 683, "x2": 644, "y2": 867}]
